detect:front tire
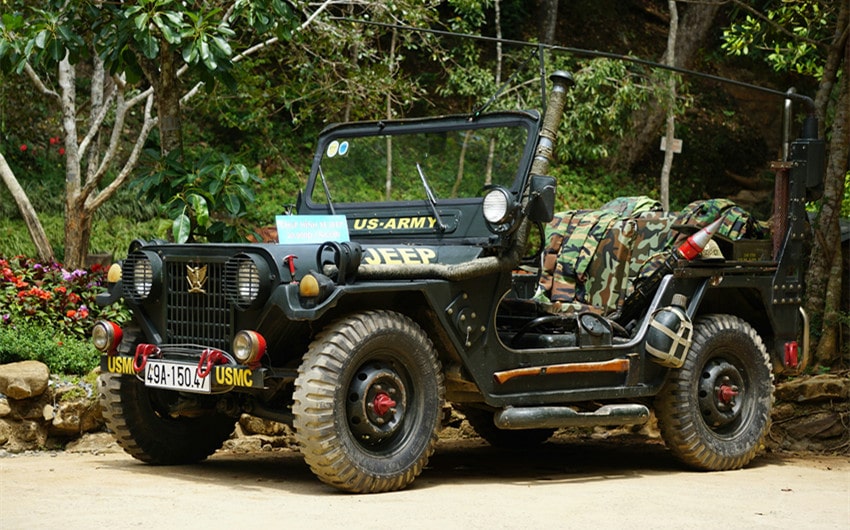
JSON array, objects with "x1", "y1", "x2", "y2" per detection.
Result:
[
  {"x1": 293, "y1": 310, "x2": 445, "y2": 493},
  {"x1": 98, "y1": 325, "x2": 235, "y2": 464},
  {"x1": 99, "y1": 372, "x2": 236, "y2": 464},
  {"x1": 655, "y1": 314, "x2": 773, "y2": 470}
]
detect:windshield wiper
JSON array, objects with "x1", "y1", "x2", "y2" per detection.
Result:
[
  {"x1": 416, "y1": 163, "x2": 447, "y2": 232},
  {"x1": 318, "y1": 165, "x2": 336, "y2": 215}
]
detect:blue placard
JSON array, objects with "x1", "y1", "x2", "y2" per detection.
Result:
[{"x1": 275, "y1": 215, "x2": 350, "y2": 245}]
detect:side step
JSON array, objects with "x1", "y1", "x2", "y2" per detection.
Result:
[{"x1": 494, "y1": 404, "x2": 650, "y2": 430}]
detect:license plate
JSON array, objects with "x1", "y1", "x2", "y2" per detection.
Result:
[{"x1": 144, "y1": 360, "x2": 211, "y2": 393}]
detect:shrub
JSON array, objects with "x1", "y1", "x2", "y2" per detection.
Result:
[
  {"x1": 0, "y1": 255, "x2": 130, "y2": 373},
  {"x1": 0, "y1": 321, "x2": 98, "y2": 375}
]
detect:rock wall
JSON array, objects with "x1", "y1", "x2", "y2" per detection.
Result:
[{"x1": 0, "y1": 361, "x2": 104, "y2": 452}]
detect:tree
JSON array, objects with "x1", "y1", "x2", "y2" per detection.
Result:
[
  {"x1": 0, "y1": 1, "x2": 439, "y2": 267},
  {"x1": 723, "y1": 0, "x2": 849, "y2": 364},
  {"x1": 0, "y1": 1, "x2": 297, "y2": 267},
  {"x1": 606, "y1": 0, "x2": 721, "y2": 172}
]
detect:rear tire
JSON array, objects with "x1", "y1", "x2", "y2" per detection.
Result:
[
  {"x1": 655, "y1": 314, "x2": 773, "y2": 470},
  {"x1": 293, "y1": 310, "x2": 444, "y2": 493}
]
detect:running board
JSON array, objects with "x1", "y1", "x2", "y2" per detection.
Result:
[{"x1": 494, "y1": 404, "x2": 650, "y2": 430}]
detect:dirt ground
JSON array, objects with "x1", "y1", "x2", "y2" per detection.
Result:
[{"x1": 1, "y1": 436, "x2": 848, "y2": 530}]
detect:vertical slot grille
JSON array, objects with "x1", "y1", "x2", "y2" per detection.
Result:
[{"x1": 165, "y1": 261, "x2": 232, "y2": 350}]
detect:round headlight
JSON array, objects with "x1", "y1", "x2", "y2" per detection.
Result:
[
  {"x1": 482, "y1": 187, "x2": 513, "y2": 224},
  {"x1": 225, "y1": 254, "x2": 272, "y2": 310},
  {"x1": 92, "y1": 321, "x2": 123, "y2": 354},
  {"x1": 232, "y1": 330, "x2": 266, "y2": 365},
  {"x1": 122, "y1": 251, "x2": 161, "y2": 302},
  {"x1": 236, "y1": 260, "x2": 260, "y2": 301},
  {"x1": 133, "y1": 259, "x2": 153, "y2": 298}
]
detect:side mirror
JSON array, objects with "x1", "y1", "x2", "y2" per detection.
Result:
[{"x1": 527, "y1": 174, "x2": 557, "y2": 223}]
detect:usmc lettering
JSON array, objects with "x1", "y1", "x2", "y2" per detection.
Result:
[
  {"x1": 215, "y1": 366, "x2": 254, "y2": 388},
  {"x1": 107, "y1": 356, "x2": 135, "y2": 375}
]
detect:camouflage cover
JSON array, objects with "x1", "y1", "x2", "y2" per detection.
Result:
[{"x1": 535, "y1": 197, "x2": 764, "y2": 315}]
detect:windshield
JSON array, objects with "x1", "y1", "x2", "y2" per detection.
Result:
[{"x1": 309, "y1": 121, "x2": 532, "y2": 206}]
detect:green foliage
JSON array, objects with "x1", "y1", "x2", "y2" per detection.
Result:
[
  {"x1": 0, "y1": 255, "x2": 125, "y2": 375},
  {"x1": 0, "y1": 214, "x2": 164, "y2": 261},
  {"x1": 722, "y1": 1, "x2": 836, "y2": 78},
  {"x1": 132, "y1": 149, "x2": 263, "y2": 243},
  {"x1": 0, "y1": 320, "x2": 98, "y2": 375},
  {"x1": 0, "y1": 255, "x2": 130, "y2": 343},
  {"x1": 552, "y1": 165, "x2": 652, "y2": 211},
  {"x1": 559, "y1": 59, "x2": 678, "y2": 164}
]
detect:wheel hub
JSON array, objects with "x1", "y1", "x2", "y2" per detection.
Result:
[
  {"x1": 698, "y1": 359, "x2": 745, "y2": 430},
  {"x1": 346, "y1": 362, "x2": 408, "y2": 444}
]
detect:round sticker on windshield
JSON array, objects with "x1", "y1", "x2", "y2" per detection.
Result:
[
  {"x1": 326, "y1": 140, "x2": 340, "y2": 158},
  {"x1": 338, "y1": 141, "x2": 349, "y2": 156}
]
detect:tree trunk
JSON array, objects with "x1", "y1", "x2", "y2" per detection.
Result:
[
  {"x1": 659, "y1": 0, "x2": 679, "y2": 211},
  {"x1": 608, "y1": 1, "x2": 720, "y2": 172},
  {"x1": 806, "y1": 33, "x2": 850, "y2": 364},
  {"x1": 0, "y1": 152, "x2": 55, "y2": 261},
  {"x1": 57, "y1": 56, "x2": 92, "y2": 270},
  {"x1": 156, "y1": 42, "x2": 184, "y2": 156},
  {"x1": 539, "y1": 0, "x2": 558, "y2": 45}
]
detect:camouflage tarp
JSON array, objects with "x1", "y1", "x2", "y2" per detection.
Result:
[{"x1": 534, "y1": 197, "x2": 764, "y2": 315}]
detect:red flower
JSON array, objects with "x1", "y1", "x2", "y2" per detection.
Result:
[
  {"x1": 49, "y1": 137, "x2": 58, "y2": 145},
  {"x1": 78, "y1": 307, "x2": 89, "y2": 319},
  {"x1": 58, "y1": 147, "x2": 65, "y2": 155},
  {"x1": 20, "y1": 144, "x2": 27, "y2": 152},
  {"x1": 66, "y1": 309, "x2": 77, "y2": 318}
]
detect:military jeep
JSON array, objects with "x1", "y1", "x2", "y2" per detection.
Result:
[{"x1": 94, "y1": 71, "x2": 824, "y2": 493}]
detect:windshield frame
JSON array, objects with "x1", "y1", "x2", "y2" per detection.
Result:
[{"x1": 300, "y1": 110, "x2": 542, "y2": 214}]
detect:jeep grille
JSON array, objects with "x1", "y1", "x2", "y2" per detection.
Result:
[{"x1": 166, "y1": 260, "x2": 232, "y2": 351}]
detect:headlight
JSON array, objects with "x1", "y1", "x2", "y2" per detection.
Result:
[
  {"x1": 232, "y1": 330, "x2": 266, "y2": 366},
  {"x1": 482, "y1": 187, "x2": 514, "y2": 224},
  {"x1": 92, "y1": 321, "x2": 123, "y2": 354},
  {"x1": 122, "y1": 251, "x2": 161, "y2": 302},
  {"x1": 225, "y1": 254, "x2": 272, "y2": 310}
]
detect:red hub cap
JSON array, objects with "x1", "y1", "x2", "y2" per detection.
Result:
[
  {"x1": 372, "y1": 392, "x2": 397, "y2": 417},
  {"x1": 717, "y1": 384, "x2": 739, "y2": 405}
]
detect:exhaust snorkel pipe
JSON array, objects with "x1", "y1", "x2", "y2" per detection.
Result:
[{"x1": 352, "y1": 71, "x2": 575, "y2": 281}]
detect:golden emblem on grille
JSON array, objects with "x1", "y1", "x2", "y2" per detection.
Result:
[{"x1": 186, "y1": 264, "x2": 208, "y2": 294}]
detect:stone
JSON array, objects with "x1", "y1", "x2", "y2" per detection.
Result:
[
  {"x1": 0, "y1": 361, "x2": 50, "y2": 399},
  {"x1": 0, "y1": 397, "x2": 10, "y2": 417},
  {"x1": 0, "y1": 419, "x2": 10, "y2": 445},
  {"x1": 7, "y1": 392, "x2": 53, "y2": 421},
  {"x1": 784, "y1": 411, "x2": 847, "y2": 440},
  {"x1": 239, "y1": 414, "x2": 287, "y2": 436},
  {"x1": 50, "y1": 400, "x2": 103, "y2": 436},
  {"x1": 776, "y1": 374, "x2": 849, "y2": 403}
]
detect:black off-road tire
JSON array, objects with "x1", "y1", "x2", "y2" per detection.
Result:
[
  {"x1": 293, "y1": 310, "x2": 445, "y2": 493},
  {"x1": 655, "y1": 314, "x2": 773, "y2": 471},
  {"x1": 459, "y1": 405, "x2": 554, "y2": 448},
  {"x1": 98, "y1": 328, "x2": 235, "y2": 465}
]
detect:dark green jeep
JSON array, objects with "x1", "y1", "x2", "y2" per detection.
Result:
[{"x1": 94, "y1": 72, "x2": 824, "y2": 493}]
